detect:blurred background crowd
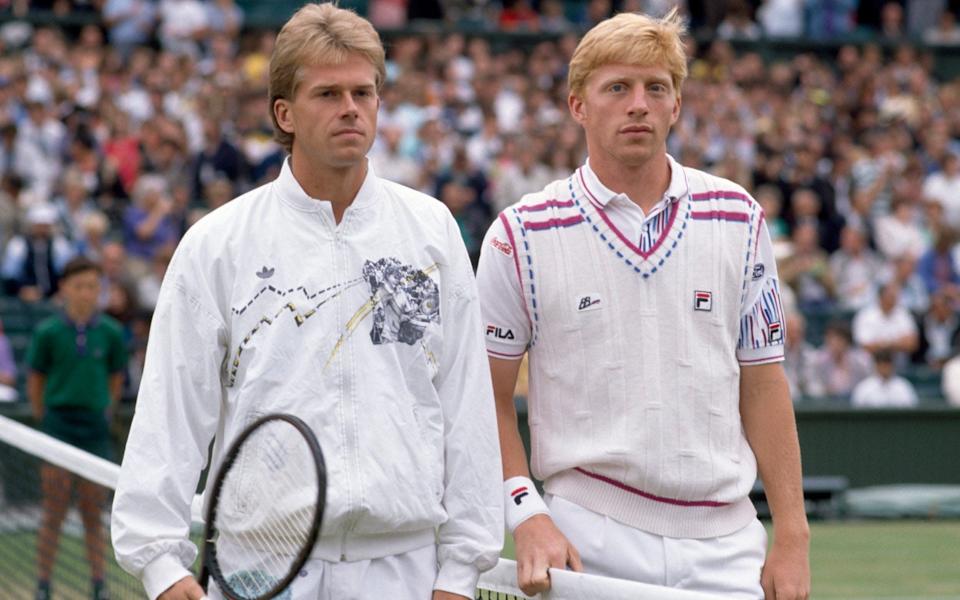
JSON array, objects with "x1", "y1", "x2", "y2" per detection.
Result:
[{"x1": 0, "y1": 0, "x2": 959, "y2": 408}]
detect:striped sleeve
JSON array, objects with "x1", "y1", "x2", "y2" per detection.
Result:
[
  {"x1": 736, "y1": 215, "x2": 785, "y2": 365},
  {"x1": 476, "y1": 213, "x2": 531, "y2": 360}
]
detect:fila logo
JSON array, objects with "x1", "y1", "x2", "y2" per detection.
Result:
[
  {"x1": 576, "y1": 293, "x2": 602, "y2": 312},
  {"x1": 511, "y1": 485, "x2": 530, "y2": 506},
  {"x1": 490, "y1": 237, "x2": 513, "y2": 257},
  {"x1": 769, "y1": 322, "x2": 783, "y2": 343},
  {"x1": 486, "y1": 325, "x2": 515, "y2": 340},
  {"x1": 694, "y1": 290, "x2": 712, "y2": 312},
  {"x1": 752, "y1": 263, "x2": 765, "y2": 280}
]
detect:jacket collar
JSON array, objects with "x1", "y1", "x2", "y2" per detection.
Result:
[{"x1": 275, "y1": 156, "x2": 381, "y2": 214}]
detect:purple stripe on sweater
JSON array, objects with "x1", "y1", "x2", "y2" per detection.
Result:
[
  {"x1": 690, "y1": 210, "x2": 750, "y2": 222},
  {"x1": 524, "y1": 215, "x2": 584, "y2": 230},
  {"x1": 516, "y1": 199, "x2": 575, "y2": 212},
  {"x1": 574, "y1": 467, "x2": 730, "y2": 507},
  {"x1": 499, "y1": 213, "x2": 532, "y2": 329},
  {"x1": 690, "y1": 190, "x2": 751, "y2": 202}
]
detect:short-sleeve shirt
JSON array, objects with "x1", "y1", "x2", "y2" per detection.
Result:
[{"x1": 27, "y1": 312, "x2": 128, "y2": 413}]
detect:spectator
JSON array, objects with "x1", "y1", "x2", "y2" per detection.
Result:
[
  {"x1": 498, "y1": 0, "x2": 540, "y2": 31},
  {"x1": 191, "y1": 117, "x2": 247, "y2": 199},
  {"x1": 874, "y1": 196, "x2": 928, "y2": 260},
  {"x1": 887, "y1": 253, "x2": 931, "y2": 314},
  {"x1": 852, "y1": 280, "x2": 921, "y2": 366},
  {"x1": 779, "y1": 221, "x2": 835, "y2": 311},
  {"x1": 26, "y1": 256, "x2": 127, "y2": 600},
  {"x1": 1, "y1": 203, "x2": 74, "y2": 302},
  {"x1": 13, "y1": 96, "x2": 66, "y2": 201},
  {"x1": 53, "y1": 168, "x2": 98, "y2": 249},
  {"x1": 0, "y1": 318, "x2": 17, "y2": 402},
  {"x1": 915, "y1": 229, "x2": 960, "y2": 302},
  {"x1": 156, "y1": 0, "x2": 208, "y2": 58},
  {"x1": 122, "y1": 174, "x2": 178, "y2": 278},
  {"x1": 922, "y1": 152, "x2": 960, "y2": 230},
  {"x1": 942, "y1": 350, "x2": 960, "y2": 406},
  {"x1": 757, "y1": 0, "x2": 804, "y2": 37},
  {"x1": 829, "y1": 224, "x2": 884, "y2": 311},
  {"x1": 717, "y1": 0, "x2": 761, "y2": 40},
  {"x1": 810, "y1": 320, "x2": 875, "y2": 399},
  {"x1": 851, "y1": 350, "x2": 919, "y2": 407},
  {"x1": 923, "y1": 8, "x2": 960, "y2": 44},
  {"x1": 920, "y1": 290, "x2": 960, "y2": 368},
  {"x1": 783, "y1": 311, "x2": 821, "y2": 399},
  {"x1": 101, "y1": 0, "x2": 156, "y2": 60},
  {"x1": 805, "y1": 0, "x2": 857, "y2": 40}
]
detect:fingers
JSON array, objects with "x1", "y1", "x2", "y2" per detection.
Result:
[{"x1": 567, "y1": 544, "x2": 583, "y2": 572}]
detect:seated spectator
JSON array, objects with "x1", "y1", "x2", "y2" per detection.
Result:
[
  {"x1": 757, "y1": 0, "x2": 804, "y2": 37},
  {"x1": 498, "y1": 0, "x2": 540, "y2": 31},
  {"x1": 783, "y1": 311, "x2": 820, "y2": 399},
  {"x1": 942, "y1": 350, "x2": 960, "y2": 406},
  {"x1": 916, "y1": 228, "x2": 960, "y2": 300},
  {"x1": 874, "y1": 196, "x2": 928, "y2": 260},
  {"x1": 924, "y1": 8, "x2": 960, "y2": 44},
  {"x1": 886, "y1": 254, "x2": 930, "y2": 314},
  {"x1": 851, "y1": 350, "x2": 919, "y2": 407},
  {"x1": 1, "y1": 204, "x2": 75, "y2": 302},
  {"x1": 779, "y1": 221, "x2": 835, "y2": 311},
  {"x1": 717, "y1": 0, "x2": 761, "y2": 40},
  {"x1": 0, "y1": 317, "x2": 17, "y2": 402},
  {"x1": 76, "y1": 211, "x2": 110, "y2": 263},
  {"x1": 828, "y1": 224, "x2": 884, "y2": 311},
  {"x1": 122, "y1": 174, "x2": 178, "y2": 278},
  {"x1": 852, "y1": 280, "x2": 920, "y2": 366},
  {"x1": 53, "y1": 168, "x2": 98, "y2": 250},
  {"x1": 920, "y1": 290, "x2": 960, "y2": 369},
  {"x1": 923, "y1": 152, "x2": 960, "y2": 230},
  {"x1": 754, "y1": 184, "x2": 789, "y2": 244},
  {"x1": 101, "y1": 0, "x2": 157, "y2": 60},
  {"x1": 810, "y1": 320, "x2": 874, "y2": 399}
]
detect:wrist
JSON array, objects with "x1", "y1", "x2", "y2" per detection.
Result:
[{"x1": 504, "y1": 476, "x2": 549, "y2": 532}]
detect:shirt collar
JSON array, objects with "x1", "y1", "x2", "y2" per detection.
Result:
[
  {"x1": 275, "y1": 156, "x2": 381, "y2": 214},
  {"x1": 580, "y1": 154, "x2": 689, "y2": 208}
]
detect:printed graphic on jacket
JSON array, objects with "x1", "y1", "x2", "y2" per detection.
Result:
[
  {"x1": 362, "y1": 257, "x2": 440, "y2": 345},
  {"x1": 226, "y1": 258, "x2": 440, "y2": 386}
]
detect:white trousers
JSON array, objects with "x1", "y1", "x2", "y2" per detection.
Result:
[
  {"x1": 547, "y1": 494, "x2": 767, "y2": 599},
  {"x1": 209, "y1": 543, "x2": 437, "y2": 600}
]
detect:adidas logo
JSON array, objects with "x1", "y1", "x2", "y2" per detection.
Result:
[{"x1": 256, "y1": 266, "x2": 275, "y2": 279}]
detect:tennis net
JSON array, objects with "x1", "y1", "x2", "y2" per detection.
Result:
[{"x1": 0, "y1": 414, "x2": 722, "y2": 599}]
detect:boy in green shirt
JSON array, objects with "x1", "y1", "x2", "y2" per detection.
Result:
[{"x1": 27, "y1": 256, "x2": 128, "y2": 600}]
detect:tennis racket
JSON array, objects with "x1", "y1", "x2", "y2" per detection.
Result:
[{"x1": 198, "y1": 413, "x2": 326, "y2": 600}]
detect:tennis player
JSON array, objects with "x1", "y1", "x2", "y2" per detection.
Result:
[
  {"x1": 111, "y1": 4, "x2": 502, "y2": 600},
  {"x1": 476, "y1": 10, "x2": 810, "y2": 600}
]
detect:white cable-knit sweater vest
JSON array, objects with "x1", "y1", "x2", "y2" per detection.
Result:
[{"x1": 501, "y1": 167, "x2": 763, "y2": 538}]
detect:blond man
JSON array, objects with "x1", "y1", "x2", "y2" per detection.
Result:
[
  {"x1": 477, "y1": 10, "x2": 810, "y2": 600},
  {"x1": 112, "y1": 4, "x2": 502, "y2": 599}
]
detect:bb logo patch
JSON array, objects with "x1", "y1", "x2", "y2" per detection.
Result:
[
  {"x1": 769, "y1": 322, "x2": 783, "y2": 343},
  {"x1": 490, "y1": 237, "x2": 513, "y2": 257},
  {"x1": 486, "y1": 325, "x2": 515, "y2": 340},
  {"x1": 694, "y1": 290, "x2": 712, "y2": 312},
  {"x1": 576, "y1": 293, "x2": 602, "y2": 312},
  {"x1": 752, "y1": 263, "x2": 765, "y2": 280}
]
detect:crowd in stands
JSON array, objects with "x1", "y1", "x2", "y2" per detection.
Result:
[{"x1": 0, "y1": 0, "x2": 959, "y2": 407}]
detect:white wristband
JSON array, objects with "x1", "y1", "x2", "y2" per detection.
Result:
[{"x1": 504, "y1": 476, "x2": 550, "y2": 532}]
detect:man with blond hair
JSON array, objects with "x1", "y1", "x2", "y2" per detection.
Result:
[
  {"x1": 112, "y1": 4, "x2": 502, "y2": 599},
  {"x1": 477, "y1": 9, "x2": 810, "y2": 600}
]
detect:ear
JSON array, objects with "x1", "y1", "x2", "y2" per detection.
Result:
[
  {"x1": 568, "y1": 92, "x2": 586, "y2": 126},
  {"x1": 274, "y1": 99, "x2": 294, "y2": 134},
  {"x1": 670, "y1": 94, "x2": 682, "y2": 126}
]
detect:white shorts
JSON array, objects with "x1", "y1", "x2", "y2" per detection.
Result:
[
  {"x1": 209, "y1": 543, "x2": 437, "y2": 600},
  {"x1": 547, "y1": 494, "x2": 766, "y2": 599}
]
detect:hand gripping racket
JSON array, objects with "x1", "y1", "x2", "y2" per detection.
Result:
[{"x1": 198, "y1": 414, "x2": 326, "y2": 600}]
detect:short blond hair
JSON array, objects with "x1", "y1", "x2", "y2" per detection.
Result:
[
  {"x1": 269, "y1": 3, "x2": 386, "y2": 152},
  {"x1": 568, "y1": 9, "x2": 688, "y2": 99}
]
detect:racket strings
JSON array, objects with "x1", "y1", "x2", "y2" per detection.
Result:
[{"x1": 214, "y1": 420, "x2": 320, "y2": 598}]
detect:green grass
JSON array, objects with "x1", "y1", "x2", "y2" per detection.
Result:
[
  {"x1": 1, "y1": 520, "x2": 958, "y2": 598},
  {"x1": 808, "y1": 520, "x2": 960, "y2": 599},
  {"x1": 501, "y1": 520, "x2": 960, "y2": 599}
]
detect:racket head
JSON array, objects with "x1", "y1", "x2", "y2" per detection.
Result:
[{"x1": 200, "y1": 413, "x2": 326, "y2": 600}]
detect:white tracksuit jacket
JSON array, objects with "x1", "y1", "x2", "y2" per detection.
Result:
[{"x1": 111, "y1": 160, "x2": 503, "y2": 599}]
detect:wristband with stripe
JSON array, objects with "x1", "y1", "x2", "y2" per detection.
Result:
[{"x1": 504, "y1": 476, "x2": 549, "y2": 532}]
